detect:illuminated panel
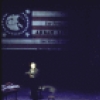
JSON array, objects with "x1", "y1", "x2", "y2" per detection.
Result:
[
  {"x1": 31, "y1": 11, "x2": 68, "y2": 50},
  {"x1": 32, "y1": 11, "x2": 67, "y2": 17},
  {"x1": 1, "y1": 10, "x2": 68, "y2": 50},
  {"x1": 32, "y1": 21, "x2": 67, "y2": 26}
]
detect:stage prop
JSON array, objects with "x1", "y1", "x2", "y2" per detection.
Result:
[{"x1": 1, "y1": 82, "x2": 20, "y2": 100}]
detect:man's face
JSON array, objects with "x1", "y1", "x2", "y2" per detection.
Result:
[{"x1": 31, "y1": 62, "x2": 36, "y2": 69}]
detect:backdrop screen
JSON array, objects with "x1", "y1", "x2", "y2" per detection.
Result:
[{"x1": 1, "y1": 10, "x2": 69, "y2": 50}]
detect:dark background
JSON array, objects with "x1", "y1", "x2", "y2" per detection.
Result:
[{"x1": 1, "y1": 0, "x2": 100, "y2": 93}]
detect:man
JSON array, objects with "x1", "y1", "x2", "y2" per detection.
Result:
[{"x1": 25, "y1": 62, "x2": 39, "y2": 100}]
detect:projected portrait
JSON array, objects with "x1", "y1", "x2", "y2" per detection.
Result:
[
  {"x1": 2, "y1": 12, "x2": 29, "y2": 36},
  {"x1": 6, "y1": 14, "x2": 24, "y2": 31}
]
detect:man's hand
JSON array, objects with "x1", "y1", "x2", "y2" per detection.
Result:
[{"x1": 30, "y1": 75, "x2": 34, "y2": 78}]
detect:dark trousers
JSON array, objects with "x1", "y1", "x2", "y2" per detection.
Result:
[
  {"x1": 30, "y1": 88, "x2": 38, "y2": 100},
  {"x1": 30, "y1": 79, "x2": 39, "y2": 100}
]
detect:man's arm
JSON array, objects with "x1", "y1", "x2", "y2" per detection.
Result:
[
  {"x1": 25, "y1": 71, "x2": 35, "y2": 78},
  {"x1": 25, "y1": 71, "x2": 30, "y2": 74}
]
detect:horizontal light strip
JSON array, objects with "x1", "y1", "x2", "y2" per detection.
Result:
[
  {"x1": 32, "y1": 21, "x2": 67, "y2": 26},
  {"x1": 31, "y1": 30, "x2": 66, "y2": 35},
  {"x1": 2, "y1": 48, "x2": 38, "y2": 50},
  {"x1": 32, "y1": 11, "x2": 67, "y2": 17},
  {"x1": 32, "y1": 17, "x2": 68, "y2": 21},
  {"x1": 32, "y1": 26, "x2": 67, "y2": 30},
  {"x1": 2, "y1": 48, "x2": 62, "y2": 50},
  {"x1": 2, "y1": 39, "x2": 67, "y2": 44}
]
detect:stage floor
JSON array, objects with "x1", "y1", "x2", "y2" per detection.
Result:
[{"x1": 2, "y1": 87, "x2": 100, "y2": 100}]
